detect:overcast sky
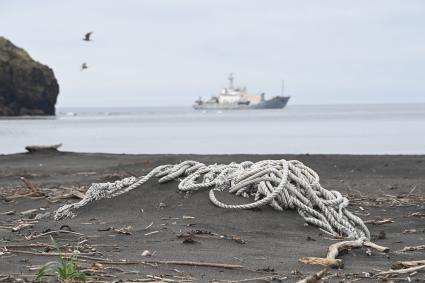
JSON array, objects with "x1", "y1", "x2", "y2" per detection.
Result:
[{"x1": 1, "y1": 1, "x2": 424, "y2": 107}]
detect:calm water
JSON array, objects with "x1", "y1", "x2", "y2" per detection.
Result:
[{"x1": 1, "y1": 104, "x2": 424, "y2": 155}]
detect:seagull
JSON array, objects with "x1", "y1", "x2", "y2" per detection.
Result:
[
  {"x1": 82, "y1": 32, "x2": 93, "y2": 41},
  {"x1": 81, "y1": 63, "x2": 88, "y2": 71}
]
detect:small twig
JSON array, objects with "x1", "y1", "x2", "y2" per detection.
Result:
[
  {"x1": 19, "y1": 177, "x2": 37, "y2": 193},
  {"x1": 13, "y1": 250, "x2": 244, "y2": 270},
  {"x1": 6, "y1": 249, "x2": 96, "y2": 257},
  {"x1": 24, "y1": 230, "x2": 85, "y2": 240},
  {"x1": 2, "y1": 243, "x2": 56, "y2": 249},
  {"x1": 408, "y1": 185, "x2": 417, "y2": 196},
  {"x1": 297, "y1": 269, "x2": 328, "y2": 283},
  {"x1": 100, "y1": 259, "x2": 244, "y2": 269},
  {"x1": 407, "y1": 212, "x2": 425, "y2": 218},
  {"x1": 144, "y1": 221, "x2": 154, "y2": 230},
  {"x1": 377, "y1": 265, "x2": 425, "y2": 276}
]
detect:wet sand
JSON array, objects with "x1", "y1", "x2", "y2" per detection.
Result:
[{"x1": 1, "y1": 152, "x2": 424, "y2": 282}]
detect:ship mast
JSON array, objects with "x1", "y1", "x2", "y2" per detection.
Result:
[{"x1": 228, "y1": 73, "x2": 234, "y2": 90}]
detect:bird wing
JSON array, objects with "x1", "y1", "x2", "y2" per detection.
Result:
[{"x1": 85, "y1": 32, "x2": 93, "y2": 39}]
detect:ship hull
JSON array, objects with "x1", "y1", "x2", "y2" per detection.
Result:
[{"x1": 193, "y1": 96, "x2": 290, "y2": 110}]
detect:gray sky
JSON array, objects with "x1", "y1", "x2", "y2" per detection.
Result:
[{"x1": 1, "y1": 0, "x2": 424, "y2": 107}]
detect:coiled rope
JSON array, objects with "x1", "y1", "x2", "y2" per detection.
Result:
[{"x1": 54, "y1": 159, "x2": 370, "y2": 240}]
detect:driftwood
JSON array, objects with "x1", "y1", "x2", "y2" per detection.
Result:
[
  {"x1": 398, "y1": 245, "x2": 425, "y2": 253},
  {"x1": 363, "y1": 241, "x2": 390, "y2": 252},
  {"x1": 25, "y1": 143, "x2": 62, "y2": 153},
  {"x1": 299, "y1": 239, "x2": 389, "y2": 269},
  {"x1": 4, "y1": 177, "x2": 46, "y2": 201},
  {"x1": 297, "y1": 269, "x2": 328, "y2": 283},
  {"x1": 364, "y1": 218, "x2": 394, "y2": 225},
  {"x1": 377, "y1": 265, "x2": 425, "y2": 276},
  {"x1": 392, "y1": 260, "x2": 425, "y2": 269},
  {"x1": 299, "y1": 256, "x2": 343, "y2": 268},
  {"x1": 6, "y1": 179, "x2": 86, "y2": 203}
]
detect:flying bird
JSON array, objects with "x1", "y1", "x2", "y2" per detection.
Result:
[
  {"x1": 81, "y1": 63, "x2": 88, "y2": 71},
  {"x1": 83, "y1": 32, "x2": 93, "y2": 41}
]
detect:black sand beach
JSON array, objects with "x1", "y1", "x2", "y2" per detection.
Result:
[{"x1": 1, "y1": 152, "x2": 424, "y2": 282}]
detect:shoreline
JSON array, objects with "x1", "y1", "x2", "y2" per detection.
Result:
[{"x1": 1, "y1": 152, "x2": 424, "y2": 281}]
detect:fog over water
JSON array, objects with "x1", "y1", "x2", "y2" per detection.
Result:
[{"x1": 1, "y1": 104, "x2": 424, "y2": 155}]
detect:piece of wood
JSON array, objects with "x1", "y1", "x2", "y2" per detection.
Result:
[
  {"x1": 299, "y1": 257, "x2": 343, "y2": 268},
  {"x1": 363, "y1": 241, "x2": 390, "y2": 253},
  {"x1": 398, "y1": 245, "x2": 425, "y2": 253},
  {"x1": 326, "y1": 239, "x2": 363, "y2": 259},
  {"x1": 25, "y1": 143, "x2": 62, "y2": 153},
  {"x1": 20, "y1": 208, "x2": 38, "y2": 216},
  {"x1": 364, "y1": 218, "x2": 393, "y2": 225},
  {"x1": 297, "y1": 269, "x2": 328, "y2": 283},
  {"x1": 299, "y1": 239, "x2": 389, "y2": 269},
  {"x1": 378, "y1": 265, "x2": 425, "y2": 275},
  {"x1": 392, "y1": 260, "x2": 425, "y2": 269},
  {"x1": 11, "y1": 223, "x2": 33, "y2": 232}
]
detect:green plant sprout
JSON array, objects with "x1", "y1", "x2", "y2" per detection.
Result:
[{"x1": 35, "y1": 236, "x2": 89, "y2": 282}]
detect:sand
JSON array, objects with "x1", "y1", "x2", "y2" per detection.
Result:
[{"x1": 1, "y1": 152, "x2": 424, "y2": 282}]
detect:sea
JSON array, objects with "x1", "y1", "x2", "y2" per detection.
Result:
[{"x1": 1, "y1": 103, "x2": 424, "y2": 155}]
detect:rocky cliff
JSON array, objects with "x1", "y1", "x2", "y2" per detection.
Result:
[{"x1": 0, "y1": 37, "x2": 59, "y2": 116}]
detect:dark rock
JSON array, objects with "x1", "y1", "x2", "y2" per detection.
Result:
[{"x1": 0, "y1": 37, "x2": 59, "y2": 116}]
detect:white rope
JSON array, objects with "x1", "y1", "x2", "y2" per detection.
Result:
[{"x1": 54, "y1": 159, "x2": 370, "y2": 240}]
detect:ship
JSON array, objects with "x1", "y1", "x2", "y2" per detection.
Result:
[{"x1": 193, "y1": 73, "x2": 290, "y2": 110}]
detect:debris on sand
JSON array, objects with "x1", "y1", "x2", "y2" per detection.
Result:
[
  {"x1": 364, "y1": 218, "x2": 394, "y2": 225},
  {"x1": 297, "y1": 268, "x2": 328, "y2": 283},
  {"x1": 177, "y1": 230, "x2": 246, "y2": 244},
  {"x1": 299, "y1": 239, "x2": 389, "y2": 269},
  {"x1": 141, "y1": 250, "x2": 154, "y2": 257},
  {"x1": 398, "y1": 245, "x2": 425, "y2": 253}
]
